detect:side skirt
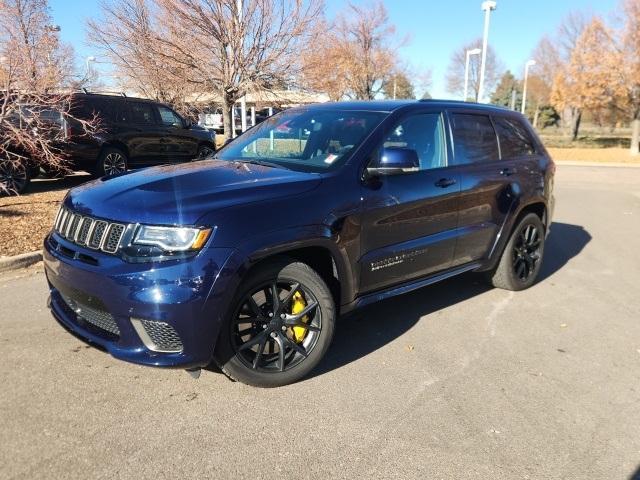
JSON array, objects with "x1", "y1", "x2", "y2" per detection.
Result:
[{"x1": 341, "y1": 261, "x2": 482, "y2": 314}]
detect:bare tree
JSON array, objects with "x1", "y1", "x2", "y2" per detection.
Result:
[
  {"x1": 1, "y1": 0, "x2": 93, "y2": 194},
  {"x1": 89, "y1": 0, "x2": 323, "y2": 139},
  {"x1": 301, "y1": 1, "x2": 402, "y2": 100},
  {"x1": 445, "y1": 39, "x2": 502, "y2": 101}
]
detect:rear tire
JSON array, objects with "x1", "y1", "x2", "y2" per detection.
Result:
[
  {"x1": 95, "y1": 147, "x2": 128, "y2": 177},
  {"x1": 487, "y1": 213, "x2": 545, "y2": 291},
  {"x1": 215, "y1": 258, "x2": 335, "y2": 387}
]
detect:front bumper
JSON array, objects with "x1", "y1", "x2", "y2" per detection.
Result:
[{"x1": 44, "y1": 233, "x2": 236, "y2": 369}]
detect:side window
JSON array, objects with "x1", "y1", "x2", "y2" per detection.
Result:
[
  {"x1": 451, "y1": 113, "x2": 499, "y2": 165},
  {"x1": 129, "y1": 102, "x2": 156, "y2": 125},
  {"x1": 493, "y1": 116, "x2": 536, "y2": 159},
  {"x1": 381, "y1": 113, "x2": 446, "y2": 170},
  {"x1": 157, "y1": 106, "x2": 183, "y2": 127}
]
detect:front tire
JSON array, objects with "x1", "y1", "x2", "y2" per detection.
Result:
[
  {"x1": 95, "y1": 147, "x2": 128, "y2": 177},
  {"x1": 0, "y1": 160, "x2": 31, "y2": 195},
  {"x1": 215, "y1": 258, "x2": 335, "y2": 387},
  {"x1": 487, "y1": 213, "x2": 546, "y2": 291}
]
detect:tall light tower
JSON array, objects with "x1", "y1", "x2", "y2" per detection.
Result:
[
  {"x1": 521, "y1": 59, "x2": 536, "y2": 115},
  {"x1": 464, "y1": 48, "x2": 482, "y2": 102},
  {"x1": 478, "y1": 1, "x2": 497, "y2": 103}
]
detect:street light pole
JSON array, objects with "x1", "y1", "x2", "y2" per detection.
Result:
[
  {"x1": 478, "y1": 1, "x2": 496, "y2": 104},
  {"x1": 521, "y1": 59, "x2": 536, "y2": 115},
  {"x1": 85, "y1": 56, "x2": 96, "y2": 76},
  {"x1": 464, "y1": 48, "x2": 482, "y2": 102}
]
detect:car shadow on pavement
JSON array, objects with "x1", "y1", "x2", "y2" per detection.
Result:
[
  {"x1": 538, "y1": 222, "x2": 592, "y2": 282},
  {"x1": 306, "y1": 221, "x2": 591, "y2": 381}
]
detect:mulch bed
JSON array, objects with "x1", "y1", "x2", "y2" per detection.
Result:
[{"x1": 0, "y1": 190, "x2": 65, "y2": 257}]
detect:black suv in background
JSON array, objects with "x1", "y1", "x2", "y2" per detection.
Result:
[
  {"x1": 1, "y1": 93, "x2": 216, "y2": 194},
  {"x1": 67, "y1": 93, "x2": 216, "y2": 176}
]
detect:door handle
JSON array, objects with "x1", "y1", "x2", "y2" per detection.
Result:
[
  {"x1": 435, "y1": 178, "x2": 457, "y2": 188},
  {"x1": 500, "y1": 167, "x2": 517, "y2": 176}
]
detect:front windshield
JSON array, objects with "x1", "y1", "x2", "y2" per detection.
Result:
[{"x1": 215, "y1": 109, "x2": 387, "y2": 172}]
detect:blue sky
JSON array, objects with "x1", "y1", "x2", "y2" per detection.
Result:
[{"x1": 50, "y1": 0, "x2": 620, "y2": 99}]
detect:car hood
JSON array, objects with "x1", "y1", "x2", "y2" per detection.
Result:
[{"x1": 65, "y1": 160, "x2": 322, "y2": 225}]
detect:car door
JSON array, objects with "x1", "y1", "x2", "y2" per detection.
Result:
[
  {"x1": 448, "y1": 110, "x2": 517, "y2": 267},
  {"x1": 155, "y1": 105, "x2": 199, "y2": 162},
  {"x1": 359, "y1": 110, "x2": 461, "y2": 294},
  {"x1": 124, "y1": 101, "x2": 165, "y2": 166}
]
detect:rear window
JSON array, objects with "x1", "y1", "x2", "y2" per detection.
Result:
[
  {"x1": 493, "y1": 116, "x2": 536, "y2": 159},
  {"x1": 451, "y1": 114, "x2": 499, "y2": 165}
]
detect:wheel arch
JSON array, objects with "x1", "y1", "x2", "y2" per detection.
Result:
[
  {"x1": 480, "y1": 199, "x2": 549, "y2": 272},
  {"x1": 99, "y1": 141, "x2": 130, "y2": 161},
  {"x1": 238, "y1": 235, "x2": 357, "y2": 311}
]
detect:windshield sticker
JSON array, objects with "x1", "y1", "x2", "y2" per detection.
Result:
[{"x1": 324, "y1": 154, "x2": 338, "y2": 164}]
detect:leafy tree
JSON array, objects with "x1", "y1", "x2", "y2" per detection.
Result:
[
  {"x1": 551, "y1": 17, "x2": 620, "y2": 140},
  {"x1": 382, "y1": 72, "x2": 415, "y2": 99},
  {"x1": 491, "y1": 70, "x2": 521, "y2": 109}
]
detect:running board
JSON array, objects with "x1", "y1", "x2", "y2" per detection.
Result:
[{"x1": 352, "y1": 262, "x2": 482, "y2": 310}]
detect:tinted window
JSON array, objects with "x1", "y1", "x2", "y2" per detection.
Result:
[
  {"x1": 158, "y1": 106, "x2": 183, "y2": 126},
  {"x1": 130, "y1": 102, "x2": 156, "y2": 125},
  {"x1": 494, "y1": 116, "x2": 536, "y2": 159},
  {"x1": 382, "y1": 113, "x2": 446, "y2": 170},
  {"x1": 71, "y1": 98, "x2": 128, "y2": 123},
  {"x1": 451, "y1": 114, "x2": 499, "y2": 165}
]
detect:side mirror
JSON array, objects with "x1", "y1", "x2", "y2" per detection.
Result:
[
  {"x1": 183, "y1": 118, "x2": 193, "y2": 129},
  {"x1": 366, "y1": 147, "x2": 420, "y2": 176}
]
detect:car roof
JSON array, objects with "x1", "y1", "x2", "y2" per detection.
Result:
[
  {"x1": 294, "y1": 99, "x2": 515, "y2": 115},
  {"x1": 71, "y1": 92, "x2": 160, "y2": 105}
]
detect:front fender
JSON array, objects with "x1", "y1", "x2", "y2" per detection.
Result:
[{"x1": 227, "y1": 225, "x2": 358, "y2": 310}]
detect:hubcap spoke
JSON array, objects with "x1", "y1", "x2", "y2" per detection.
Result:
[
  {"x1": 283, "y1": 335, "x2": 308, "y2": 358},
  {"x1": 252, "y1": 336, "x2": 268, "y2": 369},
  {"x1": 238, "y1": 330, "x2": 268, "y2": 352},
  {"x1": 274, "y1": 333, "x2": 286, "y2": 372},
  {"x1": 280, "y1": 283, "x2": 301, "y2": 311},
  {"x1": 289, "y1": 301, "x2": 318, "y2": 321}
]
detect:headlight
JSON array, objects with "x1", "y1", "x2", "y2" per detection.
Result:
[{"x1": 133, "y1": 225, "x2": 213, "y2": 252}]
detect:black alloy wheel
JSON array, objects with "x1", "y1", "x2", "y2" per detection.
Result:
[
  {"x1": 231, "y1": 281, "x2": 322, "y2": 372},
  {"x1": 215, "y1": 258, "x2": 335, "y2": 387},
  {"x1": 487, "y1": 212, "x2": 546, "y2": 291},
  {"x1": 512, "y1": 223, "x2": 542, "y2": 282}
]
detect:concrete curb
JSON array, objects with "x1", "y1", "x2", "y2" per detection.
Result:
[
  {"x1": 0, "y1": 251, "x2": 43, "y2": 273},
  {"x1": 555, "y1": 161, "x2": 640, "y2": 168}
]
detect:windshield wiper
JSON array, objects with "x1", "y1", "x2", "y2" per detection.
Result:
[{"x1": 234, "y1": 159, "x2": 290, "y2": 170}]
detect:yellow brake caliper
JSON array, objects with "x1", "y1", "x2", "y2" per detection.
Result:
[{"x1": 289, "y1": 291, "x2": 309, "y2": 343}]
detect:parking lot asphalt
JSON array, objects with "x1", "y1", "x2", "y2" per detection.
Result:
[{"x1": 1, "y1": 165, "x2": 639, "y2": 480}]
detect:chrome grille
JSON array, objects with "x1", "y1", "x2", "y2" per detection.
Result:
[
  {"x1": 61, "y1": 295, "x2": 120, "y2": 336},
  {"x1": 131, "y1": 318, "x2": 183, "y2": 353},
  {"x1": 54, "y1": 207, "x2": 127, "y2": 255}
]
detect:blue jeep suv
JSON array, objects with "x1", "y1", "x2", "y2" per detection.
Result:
[{"x1": 44, "y1": 100, "x2": 555, "y2": 387}]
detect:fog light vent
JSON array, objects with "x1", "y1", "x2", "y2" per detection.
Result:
[{"x1": 131, "y1": 318, "x2": 183, "y2": 353}]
